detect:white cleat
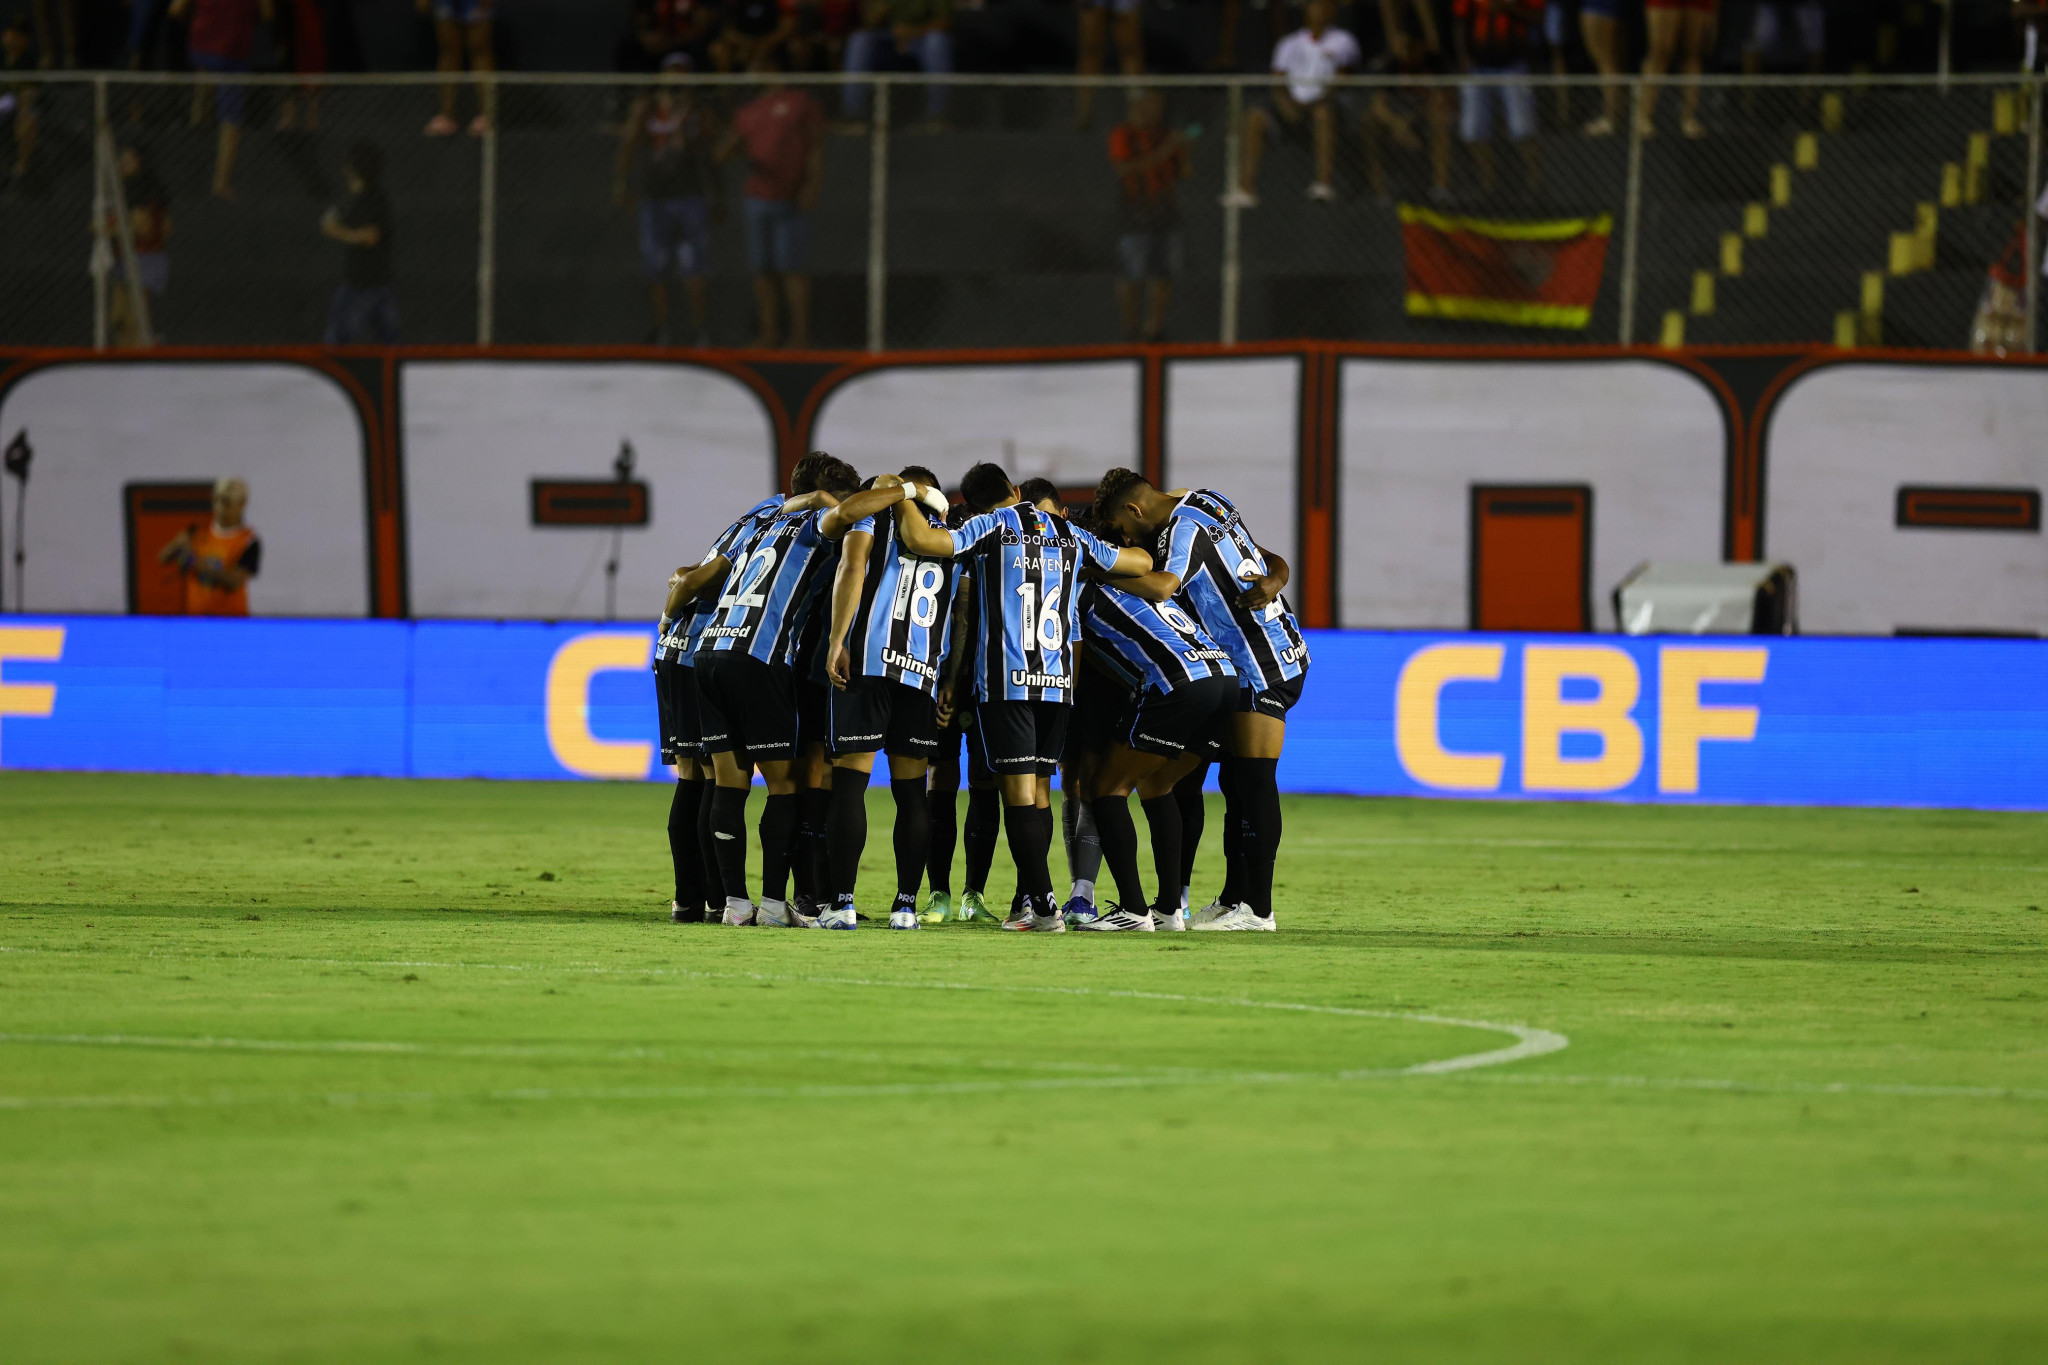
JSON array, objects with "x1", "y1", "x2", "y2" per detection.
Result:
[
  {"x1": 888, "y1": 909, "x2": 920, "y2": 930},
  {"x1": 815, "y1": 905, "x2": 857, "y2": 931},
  {"x1": 756, "y1": 898, "x2": 792, "y2": 928},
  {"x1": 1080, "y1": 906, "x2": 1155, "y2": 932},
  {"x1": 719, "y1": 898, "x2": 756, "y2": 926},
  {"x1": 1000, "y1": 908, "x2": 1066, "y2": 933},
  {"x1": 1188, "y1": 899, "x2": 1232, "y2": 928},
  {"x1": 1191, "y1": 904, "x2": 1276, "y2": 932},
  {"x1": 1152, "y1": 907, "x2": 1186, "y2": 932},
  {"x1": 1219, "y1": 187, "x2": 1258, "y2": 209}
]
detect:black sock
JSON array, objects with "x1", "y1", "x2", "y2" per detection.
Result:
[
  {"x1": 710, "y1": 784, "x2": 750, "y2": 906},
  {"x1": 1035, "y1": 805, "x2": 1059, "y2": 914},
  {"x1": 668, "y1": 778, "x2": 705, "y2": 916},
  {"x1": 964, "y1": 787, "x2": 1000, "y2": 894},
  {"x1": 927, "y1": 758, "x2": 959, "y2": 894},
  {"x1": 1174, "y1": 764, "x2": 1207, "y2": 899},
  {"x1": 1236, "y1": 757, "x2": 1282, "y2": 917},
  {"x1": 891, "y1": 776, "x2": 930, "y2": 905},
  {"x1": 1140, "y1": 793, "x2": 1182, "y2": 916},
  {"x1": 697, "y1": 779, "x2": 722, "y2": 901},
  {"x1": 1003, "y1": 801, "x2": 1053, "y2": 912},
  {"x1": 1089, "y1": 794, "x2": 1149, "y2": 912},
  {"x1": 1217, "y1": 758, "x2": 1244, "y2": 907},
  {"x1": 759, "y1": 792, "x2": 797, "y2": 905},
  {"x1": 826, "y1": 765, "x2": 869, "y2": 906},
  {"x1": 797, "y1": 786, "x2": 831, "y2": 905}
]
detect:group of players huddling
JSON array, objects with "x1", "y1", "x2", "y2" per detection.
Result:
[{"x1": 654, "y1": 451, "x2": 1309, "y2": 933}]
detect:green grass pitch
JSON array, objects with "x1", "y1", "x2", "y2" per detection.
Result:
[{"x1": 2, "y1": 770, "x2": 2045, "y2": 1364}]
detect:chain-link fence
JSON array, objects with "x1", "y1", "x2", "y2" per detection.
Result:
[{"x1": 2, "y1": 71, "x2": 2038, "y2": 352}]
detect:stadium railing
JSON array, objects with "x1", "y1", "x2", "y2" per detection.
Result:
[{"x1": 1, "y1": 71, "x2": 2038, "y2": 353}]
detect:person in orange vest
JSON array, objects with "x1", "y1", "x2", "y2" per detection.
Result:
[{"x1": 158, "y1": 476, "x2": 261, "y2": 616}]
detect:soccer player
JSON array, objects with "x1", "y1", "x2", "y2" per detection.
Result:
[
  {"x1": 1015, "y1": 477, "x2": 1105, "y2": 927},
  {"x1": 924, "y1": 499, "x2": 1002, "y2": 925},
  {"x1": 891, "y1": 462, "x2": 1153, "y2": 932},
  {"x1": 669, "y1": 462, "x2": 915, "y2": 926},
  {"x1": 1093, "y1": 470, "x2": 1305, "y2": 932},
  {"x1": 1071, "y1": 552, "x2": 1238, "y2": 932},
  {"x1": 818, "y1": 465, "x2": 957, "y2": 930},
  {"x1": 655, "y1": 490, "x2": 782, "y2": 923}
]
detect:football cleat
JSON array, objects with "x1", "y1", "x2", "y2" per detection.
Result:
[
  {"x1": 815, "y1": 905, "x2": 858, "y2": 931},
  {"x1": 1000, "y1": 908, "x2": 1067, "y2": 933},
  {"x1": 888, "y1": 909, "x2": 920, "y2": 930},
  {"x1": 958, "y1": 889, "x2": 994, "y2": 923},
  {"x1": 919, "y1": 891, "x2": 952, "y2": 925},
  {"x1": 1079, "y1": 905, "x2": 1154, "y2": 932},
  {"x1": 1188, "y1": 899, "x2": 1233, "y2": 928},
  {"x1": 1062, "y1": 895, "x2": 1101, "y2": 927},
  {"x1": 1190, "y1": 905, "x2": 1276, "y2": 933},
  {"x1": 1151, "y1": 906, "x2": 1186, "y2": 932},
  {"x1": 755, "y1": 898, "x2": 792, "y2": 928},
  {"x1": 719, "y1": 899, "x2": 756, "y2": 926},
  {"x1": 670, "y1": 900, "x2": 705, "y2": 924},
  {"x1": 787, "y1": 901, "x2": 820, "y2": 929}
]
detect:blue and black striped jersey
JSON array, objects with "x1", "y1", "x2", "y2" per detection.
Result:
[
  {"x1": 839, "y1": 506, "x2": 957, "y2": 696},
  {"x1": 1081, "y1": 581, "x2": 1238, "y2": 695},
  {"x1": 663, "y1": 495, "x2": 783, "y2": 665},
  {"x1": 1156, "y1": 489, "x2": 1309, "y2": 692},
  {"x1": 948, "y1": 504, "x2": 1122, "y2": 703},
  {"x1": 699, "y1": 507, "x2": 843, "y2": 668}
]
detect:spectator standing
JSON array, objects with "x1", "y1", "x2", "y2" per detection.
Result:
[
  {"x1": 274, "y1": 0, "x2": 328, "y2": 130},
  {"x1": 616, "y1": 0, "x2": 720, "y2": 74},
  {"x1": 1453, "y1": 0, "x2": 1541, "y2": 194},
  {"x1": 1743, "y1": 2, "x2": 1824, "y2": 76},
  {"x1": 170, "y1": 0, "x2": 268, "y2": 199},
  {"x1": 616, "y1": 53, "x2": 721, "y2": 345},
  {"x1": 1075, "y1": 0, "x2": 1143, "y2": 130},
  {"x1": 1641, "y1": 0, "x2": 1716, "y2": 138},
  {"x1": 1369, "y1": 0, "x2": 1453, "y2": 201},
  {"x1": 321, "y1": 139, "x2": 397, "y2": 342},
  {"x1": 1107, "y1": 89, "x2": 1189, "y2": 342},
  {"x1": 106, "y1": 144, "x2": 172, "y2": 346},
  {"x1": 2, "y1": 15, "x2": 40, "y2": 184},
  {"x1": 712, "y1": 0, "x2": 792, "y2": 72},
  {"x1": 1224, "y1": 0, "x2": 1361, "y2": 207},
  {"x1": 720, "y1": 53, "x2": 823, "y2": 347},
  {"x1": 841, "y1": 0, "x2": 952, "y2": 129},
  {"x1": 419, "y1": 0, "x2": 493, "y2": 137},
  {"x1": 786, "y1": 0, "x2": 855, "y2": 72},
  {"x1": 1576, "y1": 0, "x2": 1624, "y2": 135},
  {"x1": 158, "y1": 477, "x2": 260, "y2": 616}
]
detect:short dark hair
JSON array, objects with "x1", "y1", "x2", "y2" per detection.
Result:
[
  {"x1": 790, "y1": 450, "x2": 836, "y2": 494},
  {"x1": 960, "y1": 462, "x2": 1013, "y2": 513},
  {"x1": 1092, "y1": 467, "x2": 1149, "y2": 515},
  {"x1": 1018, "y1": 478, "x2": 1060, "y2": 509},
  {"x1": 946, "y1": 501, "x2": 975, "y2": 529},
  {"x1": 817, "y1": 459, "x2": 860, "y2": 497},
  {"x1": 344, "y1": 139, "x2": 383, "y2": 189},
  {"x1": 898, "y1": 464, "x2": 940, "y2": 488}
]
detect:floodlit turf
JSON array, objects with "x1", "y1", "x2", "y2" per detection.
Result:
[{"x1": 1, "y1": 772, "x2": 2045, "y2": 1364}]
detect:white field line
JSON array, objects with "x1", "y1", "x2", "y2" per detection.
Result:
[{"x1": 0, "y1": 950, "x2": 1563, "y2": 1109}]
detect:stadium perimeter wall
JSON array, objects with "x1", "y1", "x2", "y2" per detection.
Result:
[
  {"x1": 2, "y1": 344, "x2": 2045, "y2": 637},
  {"x1": 1, "y1": 619, "x2": 2044, "y2": 809}
]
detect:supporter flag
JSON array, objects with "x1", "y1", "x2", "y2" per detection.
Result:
[{"x1": 1399, "y1": 205, "x2": 1613, "y2": 329}]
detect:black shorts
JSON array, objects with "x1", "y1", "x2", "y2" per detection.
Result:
[
  {"x1": 1067, "y1": 665, "x2": 1133, "y2": 764},
  {"x1": 654, "y1": 654, "x2": 702, "y2": 765},
  {"x1": 695, "y1": 651, "x2": 797, "y2": 763},
  {"x1": 796, "y1": 678, "x2": 833, "y2": 753},
  {"x1": 1242, "y1": 666, "x2": 1308, "y2": 721},
  {"x1": 1127, "y1": 673, "x2": 1237, "y2": 759},
  {"x1": 975, "y1": 699, "x2": 1070, "y2": 778},
  {"x1": 829, "y1": 675, "x2": 939, "y2": 757}
]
